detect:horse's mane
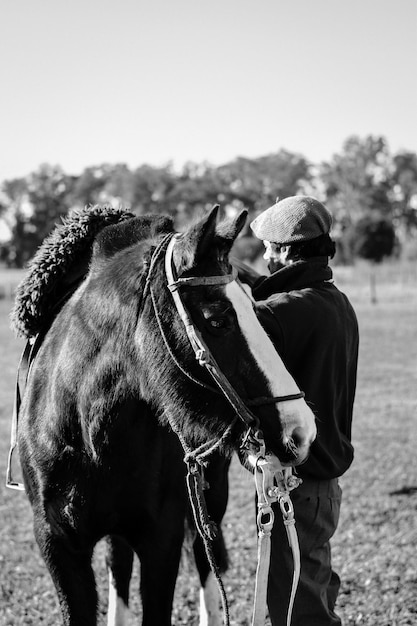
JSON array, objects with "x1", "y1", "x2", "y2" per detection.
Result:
[{"x1": 11, "y1": 205, "x2": 173, "y2": 339}]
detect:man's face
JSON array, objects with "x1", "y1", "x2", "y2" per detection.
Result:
[{"x1": 263, "y1": 241, "x2": 290, "y2": 273}]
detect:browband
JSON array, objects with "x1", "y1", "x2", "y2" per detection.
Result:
[{"x1": 168, "y1": 266, "x2": 238, "y2": 292}]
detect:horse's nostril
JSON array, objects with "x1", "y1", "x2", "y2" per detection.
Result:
[
  {"x1": 280, "y1": 441, "x2": 299, "y2": 464},
  {"x1": 290, "y1": 427, "x2": 306, "y2": 448}
]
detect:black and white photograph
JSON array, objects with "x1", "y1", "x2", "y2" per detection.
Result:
[{"x1": 0, "y1": 1, "x2": 416, "y2": 624}]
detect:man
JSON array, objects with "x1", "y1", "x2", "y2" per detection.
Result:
[{"x1": 235, "y1": 196, "x2": 359, "y2": 626}]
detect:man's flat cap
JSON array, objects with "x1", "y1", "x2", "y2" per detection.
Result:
[{"x1": 250, "y1": 195, "x2": 332, "y2": 243}]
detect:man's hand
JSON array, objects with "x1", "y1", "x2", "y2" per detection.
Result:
[{"x1": 231, "y1": 257, "x2": 263, "y2": 288}]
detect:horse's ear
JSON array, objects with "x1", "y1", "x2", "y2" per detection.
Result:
[
  {"x1": 216, "y1": 209, "x2": 248, "y2": 251},
  {"x1": 190, "y1": 205, "x2": 219, "y2": 259},
  {"x1": 175, "y1": 205, "x2": 219, "y2": 272}
]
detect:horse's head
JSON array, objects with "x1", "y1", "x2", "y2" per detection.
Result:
[{"x1": 136, "y1": 206, "x2": 316, "y2": 467}]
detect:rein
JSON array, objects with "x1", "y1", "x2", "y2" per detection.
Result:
[{"x1": 249, "y1": 438, "x2": 302, "y2": 626}]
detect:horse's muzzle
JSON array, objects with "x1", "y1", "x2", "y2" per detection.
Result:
[{"x1": 280, "y1": 425, "x2": 315, "y2": 466}]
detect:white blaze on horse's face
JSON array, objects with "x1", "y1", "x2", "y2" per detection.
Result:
[
  {"x1": 225, "y1": 281, "x2": 317, "y2": 464},
  {"x1": 107, "y1": 569, "x2": 129, "y2": 626}
]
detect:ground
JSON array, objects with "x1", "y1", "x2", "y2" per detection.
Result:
[{"x1": 0, "y1": 261, "x2": 416, "y2": 625}]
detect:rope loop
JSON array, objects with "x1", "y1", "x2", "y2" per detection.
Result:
[{"x1": 203, "y1": 521, "x2": 219, "y2": 542}]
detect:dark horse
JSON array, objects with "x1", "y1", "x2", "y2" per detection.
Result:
[{"x1": 12, "y1": 206, "x2": 316, "y2": 625}]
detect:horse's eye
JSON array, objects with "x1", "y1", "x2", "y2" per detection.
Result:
[
  {"x1": 200, "y1": 304, "x2": 235, "y2": 334},
  {"x1": 209, "y1": 317, "x2": 226, "y2": 329}
]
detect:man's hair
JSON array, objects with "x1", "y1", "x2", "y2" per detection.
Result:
[{"x1": 283, "y1": 233, "x2": 336, "y2": 261}]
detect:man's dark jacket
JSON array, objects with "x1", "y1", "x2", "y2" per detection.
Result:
[{"x1": 252, "y1": 257, "x2": 359, "y2": 480}]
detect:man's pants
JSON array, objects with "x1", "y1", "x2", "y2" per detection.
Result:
[{"x1": 267, "y1": 478, "x2": 342, "y2": 626}]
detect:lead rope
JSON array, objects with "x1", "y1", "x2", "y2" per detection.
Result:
[
  {"x1": 280, "y1": 492, "x2": 301, "y2": 626},
  {"x1": 186, "y1": 465, "x2": 230, "y2": 626},
  {"x1": 163, "y1": 407, "x2": 234, "y2": 626}
]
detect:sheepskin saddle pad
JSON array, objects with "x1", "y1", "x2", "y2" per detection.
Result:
[{"x1": 11, "y1": 205, "x2": 136, "y2": 339}]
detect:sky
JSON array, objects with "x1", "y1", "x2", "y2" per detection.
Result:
[{"x1": 1, "y1": 0, "x2": 416, "y2": 181}]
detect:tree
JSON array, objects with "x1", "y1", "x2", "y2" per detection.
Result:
[
  {"x1": 2, "y1": 165, "x2": 73, "y2": 267},
  {"x1": 166, "y1": 162, "x2": 224, "y2": 228},
  {"x1": 215, "y1": 150, "x2": 311, "y2": 216},
  {"x1": 103, "y1": 163, "x2": 135, "y2": 208},
  {"x1": 322, "y1": 135, "x2": 391, "y2": 214},
  {"x1": 389, "y1": 152, "x2": 417, "y2": 242},
  {"x1": 2, "y1": 136, "x2": 416, "y2": 269},
  {"x1": 349, "y1": 215, "x2": 396, "y2": 303},
  {"x1": 70, "y1": 164, "x2": 114, "y2": 208},
  {"x1": 130, "y1": 164, "x2": 176, "y2": 216}
]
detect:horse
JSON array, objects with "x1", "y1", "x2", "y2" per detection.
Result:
[{"x1": 11, "y1": 205, "x2": 316, "y2": 625}]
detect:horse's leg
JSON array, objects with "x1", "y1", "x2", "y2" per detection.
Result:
[
  {"x1": 195, "y1": 536, "x2": 227, "y2": 626},
  {"x1": 105, "y1": 535, "x2": 134, "y2": 626},
  {"x1": 193, "y1": 455, "x2": 230, "y2": 626},
  {"x1": 136, "y1": 519, "x2": 184, "y2": 626},
  {"x1": 33, "y1": 510, "x2": 97, "y2": 626}
]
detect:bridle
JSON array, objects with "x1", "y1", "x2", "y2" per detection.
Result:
[
  {"x1": 148, "y1": 232, "x2": 304, "y2": 626},
  {"x1": 160, "y1": 233, "x2": 304, "y2": 439}
]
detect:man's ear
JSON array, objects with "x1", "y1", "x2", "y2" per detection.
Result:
[{"x1": 279, "y1": 246, "x2": 292, "y2": 265}]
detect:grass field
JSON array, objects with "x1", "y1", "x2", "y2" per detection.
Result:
[{"x1": 0, "y1": 262, "x2": 416, "y2": 625}]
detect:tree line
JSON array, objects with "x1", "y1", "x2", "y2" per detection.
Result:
[{"x1": 0, "y1": 134, "x2": 416, "y2": 267}]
